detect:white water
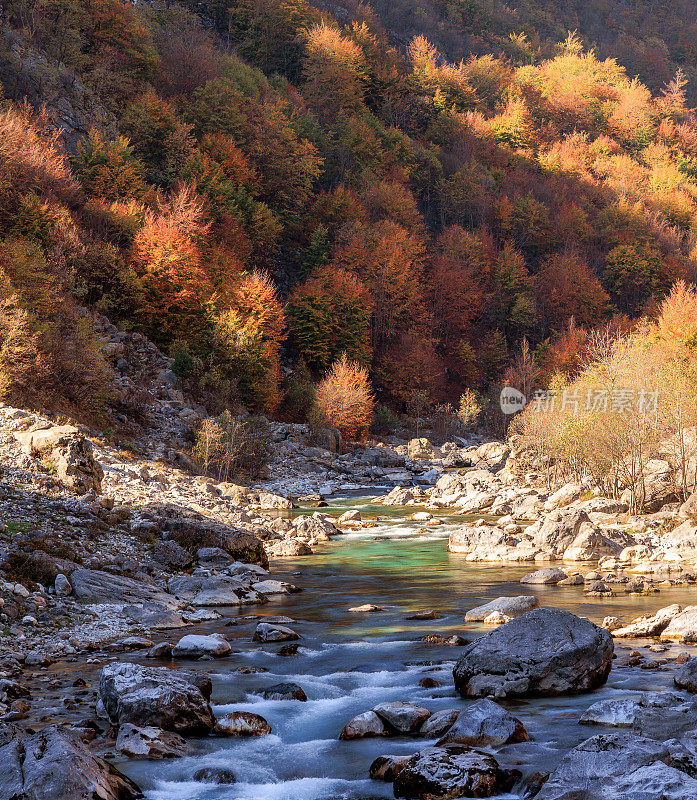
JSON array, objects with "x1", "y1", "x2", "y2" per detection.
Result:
[{"x1": 114, "y1": 495, "x2": 697, "y2": 799}]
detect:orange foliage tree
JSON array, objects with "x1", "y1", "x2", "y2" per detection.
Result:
[
  {"x1": 130, "y1": 184, "x2": 213, "y2": 347},
  {"x1": 302, "y1": 23, "x2": 367, "y2": 122},
  {"x1": 331, "y1": 220, "x2": 429, "y2": 354},
  {"x1": 535, "y1": 251, "x2": 610, "y2": 329},
  {"x1": 314, "y1": 354, "x2": 375, "y2": 439},
  {"x1": 287, "y1": 266, "x2": 372, "y2": 371},
  {"x1": 215, "y1": 271, "x2": 286, "y2": 412}
]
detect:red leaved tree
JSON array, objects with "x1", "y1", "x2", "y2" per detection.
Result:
[{"x1": 314, "y1": 354, "x2": 375, "y2": 439}]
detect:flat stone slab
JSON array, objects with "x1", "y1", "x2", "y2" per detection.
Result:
[
  {"x1": 70, "y1": 569, "x2": 178, "y2": 608},
  {"x1": 464, "y1": 596, "x2": 539, "y2": 622},
  {"x1": 520, "y1": 568, "x2": 568, "y2": 585}
]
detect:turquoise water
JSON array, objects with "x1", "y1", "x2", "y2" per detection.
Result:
[{"x1": 115, "y1": 494, "x2": 697, "y2": 799}]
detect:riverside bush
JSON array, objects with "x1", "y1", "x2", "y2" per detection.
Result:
[{"x1": 314, "y1": 355, "x2": 375, "y2": 440}]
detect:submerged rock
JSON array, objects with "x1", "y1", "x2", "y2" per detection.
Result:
[
  {"x1": 453, "y1": 607, "x2": 613, "y2": 698},
  {"x1": 420, "y1": 633, "x2": 467, "y2": 646},
  {"x1": 348, "y1": 603, "x2": 383, "y2": 612},
  {"x1": 258, "y1": 682, "x2": 307, "y2": 701},
  {"x1": 252, "y1": 623, "x2": 300, "y2": 642},
  {"x1": 392, "y1": 745, "x2": 519, "y2": 799},
  {"x1": 193, "y1": 767, "x2": 237, "y2": 784},
  {"x1": 436, "y1": 698, "x2": 529, "y2": 747}
]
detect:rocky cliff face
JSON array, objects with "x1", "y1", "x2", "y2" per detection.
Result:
[{"x1": 0, "y1": 28, "x2": 118, "y2": 152}]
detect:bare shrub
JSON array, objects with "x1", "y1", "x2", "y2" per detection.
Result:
[{"x1": 193, "y1": 411, "x2": 270, "y2": 480}]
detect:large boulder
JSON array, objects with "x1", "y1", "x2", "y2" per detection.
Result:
[
  {"x1": 145, "y1": 505, "x2": 268, "y2": 567},
  {"x1": 15, "y1": 425, "x2": 103, "y2": 494},
  {"x1": 0, "y1": 724, "x2": 141, "y2": 799},
  {"x1": 674, "y1": 657, "x2": 697, "y2": 692},
  {"x1": 408, "y1": 438, "x2": 437, "y2": 460},
  {"x1": 656, "y1": 521, "x2": 697, "y2": 563},
  {"x1": 534, "y1": 507, "x2": 590, "y2": 557},
  {"x1": 448, "y1": 526, "x2": 525, "y2": 562},
  {"x1": 534, "y1": 733, "x2": 697, "y2": 800},
  {"x1": 392, "y1": 745, "x2": 518, "y2": 799},
  {"x1": 430, "y1": 471, "x2": 496, "y2": 507},
  {"x1": 70, "y1": 569, "x2": 178, "y2": 608},
  {"x1": 171, "y1": 634, "x2": 231, "y2": 658},
  {"x1": 267, "y1": 539, "x2": 312, "y2": 557},
  {"x1": 453, "y1": 608, "x2": 613, "y2": 699},
  {"x1": 613, "y1": 604, "x2": 681, "y2": 638},
  {"x1": 563, "y1": 525, "x2": 633, "y2": 562},
  {"x1": 472, "y1": 442, "x2": 510, "y2": 472},
  {"x1": 381, "y1": 486, "x2": 429, "y2": 506},
  {"x1": 151, "y1": 540, "x2": 193, "y2": 571},
  {"x1": 660, "y1": 606, "x2": 697, "y2": 642},
  {"x1": 464, "y1": 595, "x2": 538, "y2": 622},
  {"x1": 436, "y1": 699, "x2": 529, "y2": 747},
  {"x1": 256, "y1": 492, "x2": 294, "y2": 510},
  {"x1": 545, "y1": 482, "x2": 585, "y2": 510},
  {"x1": 291, "y1": 514, "x2": 339, "y2": 542},
  {"x1": 99, "y1": 662, "x2": 214, "y2": 735},
  {"x1": 166, "y1": 575, "x2": 264, "y2": 607},
  {"x1": 578, "y1": 691, "x2": 697, "y2": 740}
]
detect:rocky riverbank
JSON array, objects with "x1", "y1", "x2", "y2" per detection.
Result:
[{"x1": 3, "y1": 328, "x2": 697, "y2": 796}]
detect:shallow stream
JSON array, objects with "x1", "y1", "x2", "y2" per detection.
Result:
[{"x1": 115, "y1": 495, "x2": 697, "y2": 799}]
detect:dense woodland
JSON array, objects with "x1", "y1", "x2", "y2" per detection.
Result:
[{"x1": 1, "y1": 0, "x2": 697, "y2": 434}]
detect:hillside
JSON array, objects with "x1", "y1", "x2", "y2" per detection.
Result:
[
  {"x1": 0, "y1": 0, "x2": 696, "y2": 428},
  {"x1": 359, "y1": 0, "x2": 697, "y2": 102}
]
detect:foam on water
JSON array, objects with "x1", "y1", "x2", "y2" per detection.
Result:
[
  {"x1": 118, "y1": 492, "x2": 697, "y2": 800},
  {"x1": 148, "y1": 777, "x2": 392, "y2": 800}
]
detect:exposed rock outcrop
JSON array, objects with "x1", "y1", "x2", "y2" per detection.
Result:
[
  {"x1": 453, "y1": 608, "x2": 613, "y2": 698},
  {"x1": 0, "y1": 724, "x2": 141, "y2": 799},
  {"x1": 99, "y1": 662, "x2": 214, "y2": 735}
]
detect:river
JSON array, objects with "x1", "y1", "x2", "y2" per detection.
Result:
[{"x1": 114, "y1": 494, "x2": 697, "y2": 799}]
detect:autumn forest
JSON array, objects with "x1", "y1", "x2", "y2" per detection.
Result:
[{"x1": 1, "y1": 0, "x2": 697, "y2": 433}]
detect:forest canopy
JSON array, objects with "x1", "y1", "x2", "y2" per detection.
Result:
[{"x1": 0, "y1": 0, "x2": 696, "y2": 423}]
